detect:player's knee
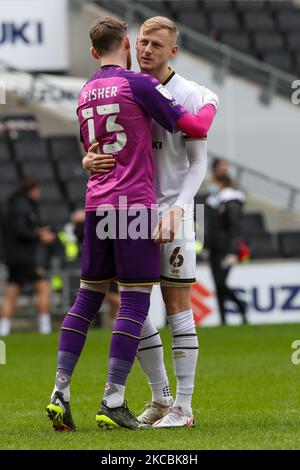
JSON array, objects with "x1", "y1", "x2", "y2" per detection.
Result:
[
  {"x1": 162, "y1": 287, "x2": 191, "y2": 315},
  {"x1": 119, "y1": 286, "x2": 152, "y2": 321}
]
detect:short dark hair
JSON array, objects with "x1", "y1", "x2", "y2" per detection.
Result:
[
  {"x1": 21, "y1": 176, "x2": 40, "y2": 193},
  {"x1": 90, "y1": 17, "x2": 127, "y2": 55},
  {"x1": 212, "y1": 158, "x2": 223, "y2": 171}
]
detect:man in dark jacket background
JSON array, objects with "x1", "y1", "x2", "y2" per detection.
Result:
[
  {"x1": 206, "y1": 175, "x2": 247, "y2": 325},
  {"x1": 0, "y1": 177, "x2": 55, "y2": 336}
]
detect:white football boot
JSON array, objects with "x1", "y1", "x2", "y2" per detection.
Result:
[
  {"x1": 152, "y1": 406, "x2": 194, "y2": 428},
  {"x1": 137, "y1": 400, "x2": 173, "y2": 426}
]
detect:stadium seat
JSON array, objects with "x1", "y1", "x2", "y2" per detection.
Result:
[
  {"x1": 262, "y1": 51, "x2": 293, "y2": 72},
  {"x1": 56, "y1": 161, "x2": 87, "y2": 182},
  {"x1": 235, "y1": 1, "x2": 266, "y2": 11},
  {"x1": 39, "y1": 182, "x2": 65, "y2": 204},
  {"x1": 220, "y1": 32, "x2": 250, "y2": 53},
  {"x1": 286, "y1": 32, "x2": 300, "y2": 52},
  {"x1": 243, "y1": 12, "x2": 275, "y2": 32},
  {"x1": 0, "y1": 183, "x2": 19, "y2": 203},
  {"x1": 252, "y1": 32, "x2": 284, "y2": 53},
  {"x1": 210, "y1": 11, "x2": 241, "y2": 32},
  {"x1": 0, "y1": 139, "x2": 11, "y2": 162},
  {"x1": 21, "y1": 161, "x2": 56, "y2": 182},
  {"x1": 40, "y1": 202, "x2": 70, "y2": 230},
  {"x1": 93, "y1": 0, "x2": 127, "y2": 17},
  {"x1": 269, "y1": 1, "x2": 295, "y2": 11},
  {"x1": 276, "y1": 11, "x2": 300, "y2": 32},
  {"x1": 247, "y1": 233, "x2": 280, "y2": 260},
  {"x1": 0, "y1": 162, "x2": 19, "y2": 183},
  {"x1": 203, "y1": 0, "x2": 230, "y2": 11},
  {"x1": 0, "y1": 161, "x2": 19, "y2": 202},
  {"x1": 12, "y1": 137, "x2": 48, "y2": 163},
  {"x1": 65, "y1": 180, "x2": 87, "y2": 208},
  {"x1": 241, "y1": 213, "x2": 265, "y2": 235},
  {"x1": 177, "y1": 12, "x2": 208, "y2": 34},
  {"x1": 278, "y1": 232, "x2": 300, "y2": 258},
  {"x1": 135, "y1": 0, "x2": 170, "y2": 15},
  {"x1": 171, "y1": 1, "x2": 200, "y2": 18},
  {"x1": 47, "y1": 136, "x2": 82, "y2": 162}
]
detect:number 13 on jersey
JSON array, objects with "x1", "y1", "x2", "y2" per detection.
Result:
[{"x1": 82, "y1": 103, "x2": 127, "y2": 154}]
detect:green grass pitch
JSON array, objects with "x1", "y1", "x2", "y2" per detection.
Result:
[{"x1": 0, "y1": 324, "x2": 299, "y2": 450}]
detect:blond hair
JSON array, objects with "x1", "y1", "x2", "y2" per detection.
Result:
[{"x1": 141, "y1": 16, "x2": 179, "y2": 41}]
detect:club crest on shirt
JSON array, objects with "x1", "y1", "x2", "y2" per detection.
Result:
[
  {"x1": 171, "y1": 267, "x2": 180, "y2": 278},
  {"x1": 155, "y1": 84, "x2": 173, "y2": 100}
]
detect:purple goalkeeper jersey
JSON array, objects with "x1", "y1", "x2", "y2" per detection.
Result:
[{"x1": 77, "y1": 65, "x2": 185, "y2": 210}]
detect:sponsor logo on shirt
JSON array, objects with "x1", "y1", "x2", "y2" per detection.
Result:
[{"x1": 152, "y1": 141, "x2": 162, "y2": 150}]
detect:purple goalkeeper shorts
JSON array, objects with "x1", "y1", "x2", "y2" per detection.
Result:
[{"x1": 80, "y1": 209, "x2": 160, "y2": 286}]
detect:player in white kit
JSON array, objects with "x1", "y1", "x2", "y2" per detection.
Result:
[{"x1": 83, "y1": 16, "x2": 218, "y2": 428}]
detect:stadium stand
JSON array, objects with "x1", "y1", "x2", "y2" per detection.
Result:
[
  {"x1": 39, "y1": 203, "x2": 71, "y2": 230},
  {"x1": 244, "y1": 232, "x2": 281, "y2": 259},
  {"x1": 278, "y1": 231, "x2": 300, "y2": 257},
  {"x1": 47, "y1": 136, "x2": 83, "y2": 163},
  {"x1": 0, "y1": 116, "x2": 86, "y2": 237},
  {"x1": 241, "y1": 212, "x2": 266, "y2": 236},
  {"x1": 12, "y1": 137, "x2": 48, "y2": 163},
  {"x1": 94, "y1": 0, "x2": 300, "y2": 76},
  {"x1": 0, "y1": 139, "x2": 11, "y2": 163}
]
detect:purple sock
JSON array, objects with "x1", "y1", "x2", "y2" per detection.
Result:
[
  {"x1": 57, "y1": 288, "x2": 105, "y2": 377},
  {"x1": 107, "y1": 290, "x2": 150, "y2": 385}
]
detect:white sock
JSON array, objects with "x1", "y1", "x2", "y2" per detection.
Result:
[
  {"x1": 168, "y1": 309, "x2": 199, "y2": 416},
  {"x1": 38, "y1": 313, "x2": 52, "y2": 334},
  {"x1": 51, "y1": 372, "x2": 71, "y2": 402},
  {"x1": 51, "y1": 384, "x2": 70, "y2": 402},
  {"x1": 103, "y1": 383, "x2": 125, "y2": 408},
  {"x1": 0, "y1": 318, "x2": 11, "y2": 337},
  {"x1": 137, "y1": 315, "x2": 172, "y2": 405}
]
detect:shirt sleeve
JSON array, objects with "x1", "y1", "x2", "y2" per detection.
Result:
[
  {"x1": 174, "y1": 140, "x2": 208, "y2": 210},
  {"x1": 128, "y1": 74, "x2": 186, "y2": 133},
  {"x1": 181, "y1": 85, "x2": 218, "y2": 140},
  {"x1": 181, "y1": 87, "x2": 204, "y2": 115}
]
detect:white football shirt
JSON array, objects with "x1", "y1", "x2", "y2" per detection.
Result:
[{"x1": 152, "y1": 70, "x2": 217, "y2": 217}]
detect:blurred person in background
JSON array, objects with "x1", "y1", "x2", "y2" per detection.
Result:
[
  {"x1": 0, "y1": 177, "x2": 55, "y2": 336},
  {"x1": 201, "y1": 158, "x2": 229, "y2": 195},
  {"x1": 206, "y1": 175, "x2": 247, "y2": 325}
]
